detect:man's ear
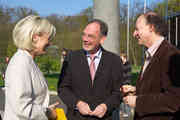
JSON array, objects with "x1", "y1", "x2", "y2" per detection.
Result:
[
  {"x1": 100, "y1": 36, "x2": 106, "y2": 44},
  {"x1": 149, "y1": 24, "x2": 155, "y2": 33}
]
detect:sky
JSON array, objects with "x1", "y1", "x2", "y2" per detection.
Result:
[
  {"x1": 1, "y1": 0, "x2": 164, "y2": 16},
  {"x1": 2, "y1": 0, "x2": 93, "y2": 16}
]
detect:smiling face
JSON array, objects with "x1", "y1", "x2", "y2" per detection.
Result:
[
  {"x1": 32, "y1": 32, "x2": 51, "y2": 56},
  {"x1": 82, "y1": 22, "x2": 105, "y2": 54},
  {"x1": 133, "y1": 15, "x2": 152, "y2": 47}
]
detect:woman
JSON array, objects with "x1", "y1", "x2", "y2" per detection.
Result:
[{"x1": 3, "y1": 15, "x2": 57, "y2": 120}]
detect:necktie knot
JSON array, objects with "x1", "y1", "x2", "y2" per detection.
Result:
[{"x1": 90, "y1": 54, "x2": 95, "y2": 61}]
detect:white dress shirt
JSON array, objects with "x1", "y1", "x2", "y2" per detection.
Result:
[
  {"x1": 3, "y1": 49, "x2": 49, "y2": 120},
  {"x1": 86, "y1": 48, "x2": 102, "y2": 71}
]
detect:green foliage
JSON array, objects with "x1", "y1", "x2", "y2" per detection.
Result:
[
  {"x1": 0, "y1": 76, "x2": 4, "y2": 86},
  {"x1": 154, "y1": 0, "x2": 180, "y2": 16},
  {"x1": 35, "y1": 55, "x2": 60, "y2": 74},
  {"x1": 7, "y1": 41, "x2": 17, "y2": 57},
  {"x1": 131, "y1": 65, "x2": 141, "y2": 86},
  {"x1": 0, "y1": 25, "x2": 12, "y2": 58},
  {"x1": 154, "y1": 2, "x2": 167, "y2": 16},
  {"x1": 0, "y1": 58, "x2": 7, "y2": 87},
  {"x1": 168, "y1": 0, "x2": 180, "y2": 13}
]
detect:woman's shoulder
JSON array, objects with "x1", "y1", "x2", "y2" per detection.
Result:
[{"x1": 9, "y1": 50, "x2": 33, "y2": 67}]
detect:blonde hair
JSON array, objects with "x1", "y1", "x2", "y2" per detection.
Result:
[{"x1": 13, "y1": 15, "x2": 56, "y2": 50}]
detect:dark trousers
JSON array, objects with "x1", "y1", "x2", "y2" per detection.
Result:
[
  {"x1": 112, "y1": 108, "x2": 120, "y2": 120},
  {"x1": 0, "y1": 115, "x2": 2, "y2": 120}
]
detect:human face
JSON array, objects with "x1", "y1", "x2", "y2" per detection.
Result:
[
  {"x1": 133, "y1": 16, "x2": 152, "y2": 47},
  {"x1": 120, "y1": 56, "x2": 126, "y2": 64},
  {"x1": 32, "y1": 33, "x2": 51, "y2": 56},
  {"x1": 82, "y1": 22, "x2": 105, "y2": 54}
]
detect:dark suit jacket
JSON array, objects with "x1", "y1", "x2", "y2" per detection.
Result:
[
  {"x1": 135, "y1": 40, "x2": 180, "y2": 120},
  {"x1": 58, "y1": 48, "x2": 124, "y2": 120}
]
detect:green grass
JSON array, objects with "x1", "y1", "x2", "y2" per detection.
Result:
[
  {"x1": 0, "y1": 66, "x2": 141, "y2": 91},
  {"x1": 45, "y1": 73, "x2": 59, "y2": 91},
  {"x1": 0, "y1": 76, "x2": 4, "y2": 87},
  {"x1": 0, "y1": 73, "x2": 60, "y2": 91},
  {"x1": 132, "y1": 65, "x2": 141, "y2": 73}
]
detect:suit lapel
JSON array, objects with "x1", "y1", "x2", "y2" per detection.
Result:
[
  {"x1": 94, "y1": 50, "x2": 106, "y2": 78},
  {"x1": 144, "y1": 40, "x2": 169, "y2": 78},
  {"x1": 93, "y1": 48, "x2": 108, "y2": 86},
  {"x1": 80, "y1": 48, "x2": 109, "y2": 87},
  {"x1": 79, "y1": 49, "x2": 107, "y2": 87},
  {"x1": 137, "y1": 40, "x2": 169, "y2": 84},
  {"x1": 79, "y1": 50, "x2": 93, "y2": 87}
]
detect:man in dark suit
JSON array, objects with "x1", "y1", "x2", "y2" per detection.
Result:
[
  {"x1": 122, "y1": 11, "x2": 180, "y2": 120},
  {"x1": 58, "y1": 19, "x2": 124, "y2": 120}
]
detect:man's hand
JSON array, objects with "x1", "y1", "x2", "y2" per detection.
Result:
[
  {"x1": 123, "y1": 95, "x2": 137, "y2": 108},
  {"x1": 47, "y1": 101, "x2": 59, "y2": 120},
  {"x1": 90, "y1": 103, "x2": 107, "y2": 118},
  {"x1": 47, "y1": 108, "x2": 57, "y2": 120},
  {"x1": 49, "y1": 101, "x2": 60, "y2": 108},
  {"x1": 76, "y1": 100, "x2": 92, "y2": 115},
  {"x1": 121, "y1": 85, "x2": 136, "y2": 96}
]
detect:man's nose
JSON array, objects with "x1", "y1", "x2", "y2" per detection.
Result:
[
  {"x1": 133, "y1": 31, "x2": 137, "y2": 37},
  {"x1": 82, "y1": 35, "x2": 88, "y2": 42}
]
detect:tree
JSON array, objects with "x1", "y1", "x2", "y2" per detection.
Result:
[
  {"x1": 79, "y1": 7, "x2": 93, "y2": 21},
  {"x1": 11, "y1": 7, "x2": 38, "y2": 22},
  {"x1": 154, "y1": 0, "x2": 180, "y2": 17}
]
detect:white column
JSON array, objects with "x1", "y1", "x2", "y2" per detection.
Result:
[{"x1": 93, "y1": 0, "x2": 120, "y2": 55}]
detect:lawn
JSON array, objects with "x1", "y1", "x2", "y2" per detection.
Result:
[
  {"x1": 0, "y1": 73, "x2": 60, "y2": 91},
  {"x1": 0, "y1": 77, "x2": 3, "y2": 87},
  {"x1": 0, "y1": 65, "x2": 141, "y2": 91},
  {"x1": 45, "y1": 73, "x2": 59, "y2": 91}
]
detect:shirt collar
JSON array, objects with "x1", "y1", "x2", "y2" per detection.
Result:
[
  {"x1": 146, "y1": 37, "x2": 164, "y2": 58},
  {"x1": 86, "y1": 48, "x2": 102, "y2": 59}
]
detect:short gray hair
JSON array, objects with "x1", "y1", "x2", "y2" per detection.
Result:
[{"x1": 13, "y1": 15, "x2": 56, "y2": 50}]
